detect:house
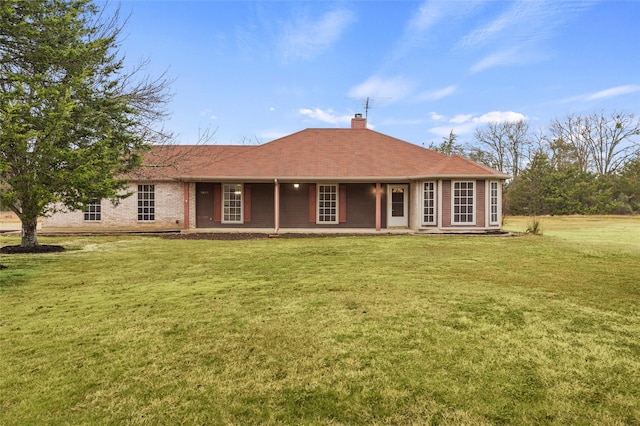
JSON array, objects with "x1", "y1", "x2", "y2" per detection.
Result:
[{"x1": 42, "y1": 115, "x2": 510, "y2": 233}]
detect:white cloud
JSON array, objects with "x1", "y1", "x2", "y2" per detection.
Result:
[
  {"x1": 470, "y1": 47, "x2": 523, "y2": 73},
  {"x1": 559, "y1": 84, "x2": 640, "y2": 104},
  {"x1": 585, "y1": 85, "x2": 640, "y2": 100},
  {"x1": 298, "y1": 108, "x2": 351, "y2": 125},
  {"x1": 417, "y1": 85, "x2": 458, "y2": 102},
  {"x1": 450, "y1": 114, "x2": 473, "y2": 124},
  {"x1": 473, "y1": 111, "x2": 527, "y2": 124},
  {"x1": 459, "y1": 1, "x2": 594, "y2": 72},
  {"x1": 407, "y1": 1, "x2": 446, "y2": 33},
  {"x1": 392, "y1": 1, "x2": 480, "y2": 61},
  {"x1": 281, "y1": 8, "x2": 355, "y2": 62},
  {"x1": 348, "y1": 75, "x2": 416, "y2": 101},
  {"x1": 458, "y1": 1, "x2": 542, "y2": 49},
  {"x1": 428, "y1": 110, "x2": 527, "y2": 136},
  {"x1": 429, "y1": 123, "x2": 477, "y2": 138}
]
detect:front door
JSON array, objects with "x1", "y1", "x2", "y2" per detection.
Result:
[
  {"x1": 387, "y1": 184, "x2": 409, "y2": 227},
  {"x1": 196, "y1": 183, "x2": 215, "y2": 228}
]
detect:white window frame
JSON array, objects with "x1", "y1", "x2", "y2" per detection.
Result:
[
  {"x1": 489, "y1": 181, "x2": 500, "y2": 225},
  {"x1": 317, "y1": 184, "x2": 338, "y2": 224},
  {"x1": 83, "y1": 200, "x2": 101, "y2": 221},
  {"x1": 222, "y1": 183, "x2": 243, "y2": 224},
  {"x1": 422, "y1": 181, "x2": 436, "y2": 225},
  {"x1": 452, "y1": 181, "x2": 475, "y2": 225},
  {"x1": 137, "y1": 184, "x2": 155, "y2": 222}
]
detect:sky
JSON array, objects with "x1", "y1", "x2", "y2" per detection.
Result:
[{"x1": 103, "y1": 0, "x2": 640, "y2": 146}]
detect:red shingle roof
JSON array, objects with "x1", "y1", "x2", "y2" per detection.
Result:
[{"x1": 138, "y1": 128, "x2": 510, "y2": 181}]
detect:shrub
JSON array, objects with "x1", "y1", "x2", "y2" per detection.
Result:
[{"x1": 526, "y1": 217, "x2": 543, "y2": 235}]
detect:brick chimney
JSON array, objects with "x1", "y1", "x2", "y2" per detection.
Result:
[{"x1": 351, "y1": 113, "x2": 367, "y2": 129}]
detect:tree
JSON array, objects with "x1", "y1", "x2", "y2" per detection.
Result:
[
  {"x1": 507, "y1": 150, "x2": 554, "y2": 215},
  {"x1": 548, "y1": 112, "x2": 640, "y2": 176},
  {"x1": 611, "y1": 154, "x2": 640, "y2": 213},
  {"x1": 544, "y1": 167, "x2": 617, "y2": 215},
  {"x1": 473, "y1": 120, "x2": 531, "y2": 178},
  {"x1": 427, "y1": 130, "x2": 466, "y2": 156},
  {"x1": 1, "y1": 0, "x2": 172, "y2": 248}
]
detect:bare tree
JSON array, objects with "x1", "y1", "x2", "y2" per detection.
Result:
[
  {"x1": 473, "y1": 120, "x2": 531, "y2": 177},
  {"x1": 548, "y1": 112, "x2": 640, "y2": 175}
]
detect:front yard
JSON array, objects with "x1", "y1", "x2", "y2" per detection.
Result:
[{"x1": 1, "y1": 216, "x2": 639, "y2": 424}]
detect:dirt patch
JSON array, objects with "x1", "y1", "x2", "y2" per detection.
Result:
[{"x1": 0, "y1": 245, "x2": 66, "y2": 254}]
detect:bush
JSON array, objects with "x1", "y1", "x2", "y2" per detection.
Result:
[{"x1": 525, "y1": 217, "x2": 543, "y2": 235}]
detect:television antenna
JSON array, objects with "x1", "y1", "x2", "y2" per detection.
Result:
[{"x1": 359, "y1": 96, "x2": 391, "y2": 119}]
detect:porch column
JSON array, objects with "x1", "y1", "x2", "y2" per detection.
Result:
[
  {"x1": 274, "y1": 179, "x2": 280, "y2": 232},
  {"x1": 485, "y1": 179, "x2": 490, "y2": 228},
  {"x1": 437, "y1": 180, "x2": 443, "y2": 229},
  {"x1": 375, "y1": 182, "x2": 381, "y2": 231},
  {"x1": 183, "y1": 182, "x2": 190, "y2": 230}
]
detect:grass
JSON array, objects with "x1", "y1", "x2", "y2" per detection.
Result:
[{"x1": 1, "y1": 216, "x2": 639, "y2": 425}]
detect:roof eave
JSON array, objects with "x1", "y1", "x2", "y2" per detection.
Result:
[
  {"x1": 168, "y1": 174, "x2": 511, "y2": 182},
  {"x1": 173, "y1": 176, "x2": 415, "y2": 182},
  {"x1": 410, "y1": 174, "x2": 511, "y2": 180}
]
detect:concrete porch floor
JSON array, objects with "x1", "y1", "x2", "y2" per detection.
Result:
[
  {"x1": 182, "y1": 227, "x2": 410, "y2": 235},
  {"x1": 182, "y1": 227, "x2": 505, "y2": 236}
]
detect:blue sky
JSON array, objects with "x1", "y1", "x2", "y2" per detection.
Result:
[{"x1": 106, "y1": 0, "x2": 640, "y2": 146}]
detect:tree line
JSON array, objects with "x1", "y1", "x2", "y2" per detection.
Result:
[{"x1": 428, "y1": 111, "x2": 640, "y2": 216}]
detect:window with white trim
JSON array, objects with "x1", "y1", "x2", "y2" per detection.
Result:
[
  {"x1": 317, "y1": 184, "x2": 338, "y2": 224},
  {"x1": 423, "y1": 181, "x2": 436, "y2": 225},
  {"x1": 83, "y1": 201, "x2": 101, "y2": 221},
  {"x1": 452, "y1": 181, "x2": 474, "y2": 224},
  {"x1": 490, "y1": 181, "x2": 499, "y2": 225},
  {"x1": 138, "y1": 185, "x2": 155, "y2": 221},
  {"x1": 223, "y1": 183, "x2": 243, "y2": 223}
]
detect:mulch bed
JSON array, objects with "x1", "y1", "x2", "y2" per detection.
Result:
[{"x1": 0, "y1": 245, "x2": 66, "y2": 254}]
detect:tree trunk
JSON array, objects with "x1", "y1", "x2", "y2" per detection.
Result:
[{"x1": 21, "y1": 218, "x2": 39, "y2": 248}]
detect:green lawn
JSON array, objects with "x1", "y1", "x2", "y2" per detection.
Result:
[{"x1": 1, "y1": 216, "x2": 639, "y2": 425}]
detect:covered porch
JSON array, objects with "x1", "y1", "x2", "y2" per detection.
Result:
[{"x1": 183, "y1": 180, "x2": 415, "y2": 233}]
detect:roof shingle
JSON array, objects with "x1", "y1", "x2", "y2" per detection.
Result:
[{"x1": 137, "y1": 128, "x2": 510, "y2": 181}]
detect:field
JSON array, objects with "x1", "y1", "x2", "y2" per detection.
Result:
[{"x1": 1, "y1": 216, "x2": 639, "y2": 424}]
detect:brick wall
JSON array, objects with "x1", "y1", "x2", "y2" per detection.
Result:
[{"x1": 42, "y1": 182, "x2": 184, "y2": 232}]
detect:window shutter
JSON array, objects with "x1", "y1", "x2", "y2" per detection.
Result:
[
  {"x1": 213, "y1": 183, "x2": 221, "y2": 223},
  {"x1": 339, "y1": 184, "x2": 347, "y2": 223},
  {"x1": 308, "y1": 184, "x2": 316, "y2": 223},
  {"x1": 243, "y1": 184, "x2": 251, "y2": 223}
]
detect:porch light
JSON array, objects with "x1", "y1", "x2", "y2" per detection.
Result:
[{"x1": 293, "y1": 183, "x2": 300, "y2": 189}]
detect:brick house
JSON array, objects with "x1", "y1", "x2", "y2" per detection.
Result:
[{"x1": 42, "y1": 115, "x2": 510, "y2": 233}]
